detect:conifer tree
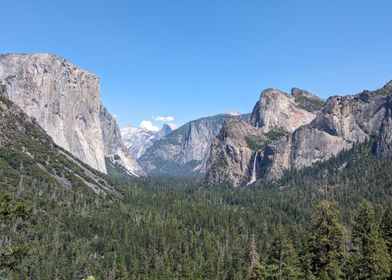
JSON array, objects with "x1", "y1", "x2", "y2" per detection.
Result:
[
  {"x1": 248, "y1": 235, "x2": 264, "y2": 280},
  {"x1": 115, "y1": 262, "x2": 129, "y2": 280},
  {"x1": 307, "y1": 200, "x2": 345, "y2": 279},
  {"x1": 265, "y1": 224, "x2": 302, "y2": 280},
  {"x1": 381, "y1": 208, "x2": 392, "y2": 258},
  {"x1": 348, "y1": 202, "x2": 391, "y2": 280}
]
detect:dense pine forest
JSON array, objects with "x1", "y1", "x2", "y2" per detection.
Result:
[{"x1": 1, "y1": 139, "x2": 392, "y2": 279}]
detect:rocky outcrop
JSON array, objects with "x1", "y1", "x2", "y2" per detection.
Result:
[
  {"x1": 99, "y1": 105, "x2": 144, "y2": 176},
  {"x1": 0, "y1": 53, "x2": 142, "y2": 176},
  {"x1": 0, "y1": 88, "x2": 115, "y2": 195},
  {"x1": 121, "y1": 123, "x2": 175, "y2": 160},
  {"x1": 0, "y1": 53, "x2": 106, "y2": 172},
  {"x1": 205, "y1": 118, "x2": 266, "y2": 186},
  {"x1": 288, "y1": 92, "x2": 387, "y2": 171},
  {"x1": 250, "y1": 88, "x2": 320, "y2": 132},
  {"x1": 206, "y1": 82, "x2": 392, "y2": 187},
  {"x1": 206, "y1": 88, "x2": 321, "y2": 186},
  {"x1": 139, "y1": 114, "x2": 245, "y2": 176}
]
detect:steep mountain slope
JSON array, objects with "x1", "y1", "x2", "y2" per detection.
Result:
[
  {"x1": 138, "y1": 114, "x2": 247, "y2": 177},
  {"x1": 121, "y1": 123, "x2": 175, "y2": 159},
  {"x1": 206, "y1": 82, "x2": 392, "y2": 187},
  {"x1": 100, "y1": 105, "x2": 145, "y2": 176},
  {"x1": 0, "y1": 84, "x2": 115, "y2": 196},
  {"x1": 0, "y1": 53, "x2": 142, "y2": 176},
  {"x1": 250, "y1": 88, "x2": 320, "y2": 132},
  {"x1": 206, "y1": 87, "x2": 325, "y2": 187}
]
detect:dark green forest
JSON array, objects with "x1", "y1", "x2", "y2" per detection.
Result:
[{"x1": 1, "y1": 138, "x2": 392, "y2": 279}]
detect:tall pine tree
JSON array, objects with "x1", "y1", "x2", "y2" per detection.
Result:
[
  {"x1": 265, "y1": 224, "x2": 302, "y2": 280},
  {"x1": 381, "y1": 208, "x2": 392, "y2": 259},
  {"x1": 307, "y1": 200, "x2": 345, "y2": 279},
  {"x1": 248, "y1": 235, "x2": 264, "y2": 280},
  {"x1": 348, "y1": 202, "x2": 391, "y2": 280}
]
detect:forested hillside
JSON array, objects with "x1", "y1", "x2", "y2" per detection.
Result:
[{"x1": 1, "y1": 108, "x2": 392, "y2": 280}]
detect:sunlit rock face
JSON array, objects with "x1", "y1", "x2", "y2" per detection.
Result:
[
  {"x1": 205, "y1": 118, "x2": 266, "y2": 187},
  {"x1": 250, "y1": 88, "x2": 319, "y2": 133},
  {"x1": 290, "y1": 86, "x2": 392, "y2": 170},
  {"x1": 138, "y1": 114, "x2": 246, "y2": 177},
  {"x1": 0, "y1": 53, "x2": 107, "y2": 172},
  {"x1": 206, "y1": 82, "x2": 392, "y2": 187},
  {"x1": 206, "y1": 88, "x2": 321, "y2": 187},
  {"x1": 99, "y1": 104, "x2": 144, "y2": 176},
  {"x1": 0, "y1": 53, "x2": 143, "y2": 176},
  {"x1": 121, "y1": 123, "x2": 175, "y2": 160}
]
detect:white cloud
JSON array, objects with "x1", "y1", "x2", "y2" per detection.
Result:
[
  {"x1": 140, "y1": 120, "x2": 160, "y2": 132},
  {"x1": 226, "y1": 111, "x2": 241, "y2": 116},
  {"x1": 166, "y1": 123, "x2": 178, "y2": 130},
  {"x1": 154, "y1": 115, "x2": 175, "y2": 122}
]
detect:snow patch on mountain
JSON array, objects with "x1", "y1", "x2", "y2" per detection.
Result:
[{"x1": 121, "y1": 123, "x2": 175, "y2": 159}]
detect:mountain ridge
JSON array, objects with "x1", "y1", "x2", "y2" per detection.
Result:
[
  {"x1": 205, "y1": 81, "x2": 392, "y2": 187},
  {"x1": 138, "y1": 113, "x2": 249, "y2": 177}
]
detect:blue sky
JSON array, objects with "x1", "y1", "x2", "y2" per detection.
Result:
[{"x1": 1, "y1": 0, "x2": 392, "y2": 128}]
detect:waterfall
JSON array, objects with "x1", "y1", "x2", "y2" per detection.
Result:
[{"x1": 247, "y1": 150, "x2": 260, "y2": 186}]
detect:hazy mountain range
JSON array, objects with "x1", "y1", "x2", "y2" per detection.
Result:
[{"x1": 1, "y1": 53, "x2": 392, "y2": 188}]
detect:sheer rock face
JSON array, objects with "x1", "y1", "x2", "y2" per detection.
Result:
[
  {"x1": 250, "y1": 88, "x2": 319, "y2": 132},
  {"x1": 0, "y1": 53, "x2": 142, "y2": 176},
  {"x1": 121, "y1": 124, "x2": 174, "y2": 160},
  {"x1": 139, "y1": 114, "x2": 242, "y2": 176},
  {"x1": 289, "y1": 91, "x2": 389, "y2": 171},
  {"x1": 0, "y1": 87, "x2": 115, "y2": 195},
  {"x1": 206, "y1": 88, "x2": 320, "y2": 186},
  {"x1": 205, "y1": 118, "x2": 266, "y2": 187},
  {"x1": 99, "y1": 104, "x2": 144, "y2": 176},
  {"x1": 0, "y1": 53, "x2": 106, "y2": 173},
  {"x1": 206, "y1": 82, "x2": 392, "y2": 187}
]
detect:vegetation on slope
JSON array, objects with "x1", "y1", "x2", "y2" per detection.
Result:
[
  {"x1": 1, "y1": 132, "x2": 391, "y2": 279},
  {"x1": 0, "y1": 90, "x2": 391, "y2": 279}
]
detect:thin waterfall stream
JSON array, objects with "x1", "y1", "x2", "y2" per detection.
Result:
[{"x1": 246, "y1": 150, "x2": 260, "y2": 186}]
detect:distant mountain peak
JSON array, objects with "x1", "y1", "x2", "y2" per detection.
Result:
[
  {"x1": 164, "y1": 123, "x2": 178, "y2": 131},
  {"x1": 226, "y1": 111, "x2": 241, "y2": 116}
]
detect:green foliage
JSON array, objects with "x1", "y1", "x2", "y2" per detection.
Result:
[
  {"x1": 245, "y1": 129, "x2": 285, "y2": 151},
  {"x1": 265, "y1": 129, "x2": 286, "y2": 141},
  {"x1": 115, "y1": 263, "x2": 129, "y2": 280},
  {"x1": 0, "y1": 194, "x2": 32, "y2": 278},
  {"x1": 348, "y1": 202, "x2": 391, "y2": 279},
  {"x1": 245, "y1": 136, "x2": 266, "y2": 151},
  {"x1": 0, "y1": 193, "x2": 32, "y2": 221},
  {"x1": 381, "y1": 208, "x2": 392, "y2": 257},
  {"x1": 295, "y1": 95, "x2": 325, "y2": 112},
  {"x1": 265, "y1": 224, "x2": 302, "y2": 279},
  {"x1": 307, "y1": 200, "x2": 345, "y2": 279},
  {"x1": 1, "y1": 99, "x2": 392, "y2": 279}
]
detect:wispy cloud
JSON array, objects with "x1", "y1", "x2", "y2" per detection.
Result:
[
  {"x1": 153, "y1": 115, "x2": 175, "y2": 122},
  {"x1": 140, "y1": 120, "x2": 160, "y2": 132}
]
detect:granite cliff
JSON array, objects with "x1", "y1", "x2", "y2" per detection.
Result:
[
  {"x1": 206, "y1": 88, "x2": 323, "y2": 186},
  {"x1": 100, "y1": 104, "x2": 144, "y2": 176},
  {"x1": 138, "y1": 114, "x2": 246, "y2": 177},
  {"x1": 206, "y1": 81, "x2": 392, "y2": 187},
  {"x1": 0, "y1": 85, "x2": 115, "y2": 195},
  {"x1": 121, "y1": 123, "x2": 175, "y2": 160},
  {"x1": 0, "y1": 53, "x2": 142, "y2": 176}
]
